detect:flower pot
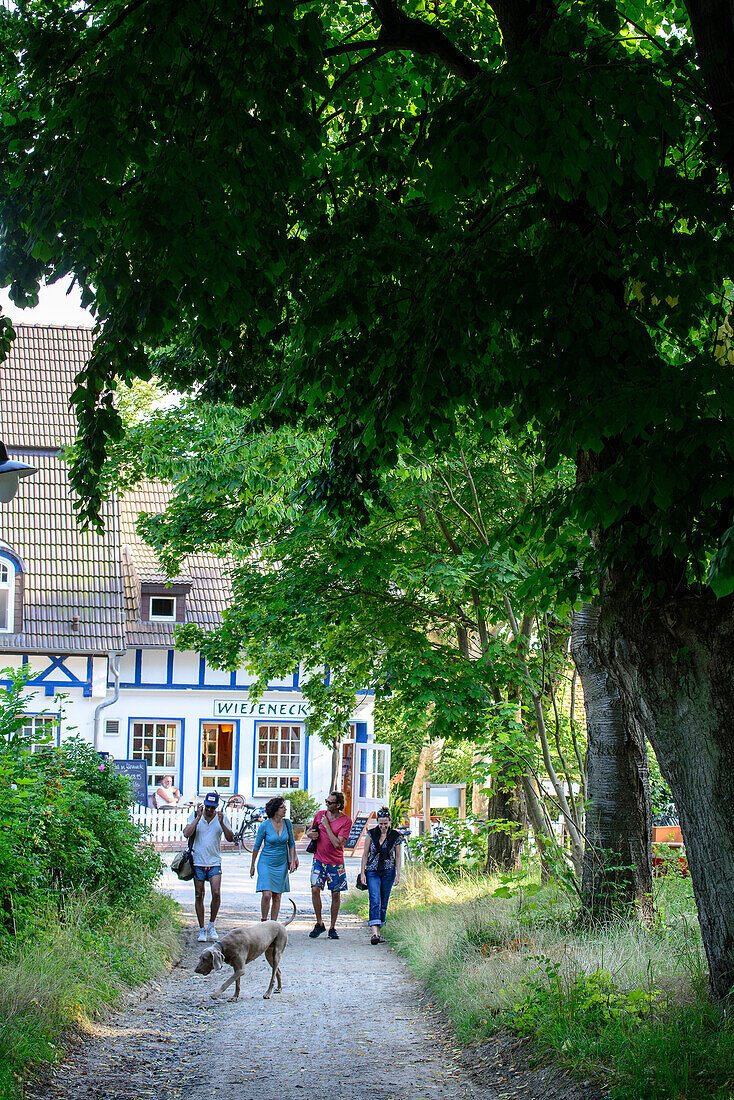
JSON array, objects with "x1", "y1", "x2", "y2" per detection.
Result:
[{"x1": 291, "y1": 823, "x2": 307, "y2": 841}]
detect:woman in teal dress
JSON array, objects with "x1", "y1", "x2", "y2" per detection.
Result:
[{"x1": 249, "y1": 796, "x2": 297, "y2": 920}]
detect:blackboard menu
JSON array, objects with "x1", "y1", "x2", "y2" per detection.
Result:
[
  {"x1": 112, "y1": 759, "x2": 149, "y2": 805},
  {"x1": 346, "y1": 814, "x2": 370, "y2": 850}
]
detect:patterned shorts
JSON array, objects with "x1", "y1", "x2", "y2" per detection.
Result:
[{"x1": 310, "y1": 858, "x2": 348, "y2": 892}]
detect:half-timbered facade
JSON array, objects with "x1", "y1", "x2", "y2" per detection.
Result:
[{"x1": 0, "y1": 325, "x2": 387, "y2": 817}]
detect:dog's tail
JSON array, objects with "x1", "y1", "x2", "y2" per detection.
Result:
[{"x1": 282, "y1": 898, "x2": 297, "y2": 927}]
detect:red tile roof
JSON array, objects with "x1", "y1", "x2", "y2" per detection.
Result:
[{"x1": 0, "y1": 324, "x2": 231, "y2": 653}]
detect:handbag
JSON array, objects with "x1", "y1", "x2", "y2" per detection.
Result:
[
  {"x1": 171, "y1": 825, "x2": 196, "y2": 881},
  {"x1": 284, "y1": 819, "x2": 299, "y2": 871},
  {"x1": 355, "y1": 870, "x2": 368, "y2": 890},
  {"x1": 306, "y1": 821, "x2": 318, "y2": 854}
]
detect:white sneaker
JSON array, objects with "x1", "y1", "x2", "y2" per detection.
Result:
[
  {"x1": 197, "y1": 927, "x2": 208, "y2": 942},
  {"x1": 207, "y1": 923, "x2": 219, "y2": 941}
]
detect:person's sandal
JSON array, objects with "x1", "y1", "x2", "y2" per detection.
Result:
[{"x1": 371, "y1": 933, "x2": 380, "y2": 945}]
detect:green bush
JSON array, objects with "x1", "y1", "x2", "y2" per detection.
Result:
[
  {"x1": 287, "y1": 788, "x2": 321, "y2": 824},
  {"x1": 0, "y1": 668, "x2": 161, "y2": 940},
  {"x1": 409, "y1": 816, "x2": 487, "y2": 874}
]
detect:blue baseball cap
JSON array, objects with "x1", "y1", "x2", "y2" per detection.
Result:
[{"x1": 203, "y1": 792, "x2": 220, "y2": 807}]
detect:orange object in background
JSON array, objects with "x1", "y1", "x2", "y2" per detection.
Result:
[{"x1": 652, "y1": 826, "x2": 688, "y2": 876}]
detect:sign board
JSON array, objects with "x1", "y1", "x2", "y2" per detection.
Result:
[
  {"x1": 213, "y1": 698, "x2": 309, "y2": 719},
  {"x1": 426, "y1": 784, "x2": 463, "y2": 808},
  {"x1": 345, "y1": 814, "x2": 370, "y2": 850},
  {"x1": 112, "y1": 759, "x2": 148, "y2": 805}
]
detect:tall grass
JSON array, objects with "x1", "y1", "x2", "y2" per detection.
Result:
[
  {"x1": 353, "y1": 864, "x2": 734, "y2": 1100},
  {"x1": 0, "y1": 892, "x2": 181, "y2": 1100}
]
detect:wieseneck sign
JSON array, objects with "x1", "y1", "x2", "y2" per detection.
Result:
[{"x1": 213, "y1": 699, "x2": 309, "y2": 719}]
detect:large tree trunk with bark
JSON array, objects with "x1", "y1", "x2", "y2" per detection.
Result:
[
  {"x1": 571, "y1": 603, "x2": 653, "y2": 921},
  {"x1": 485, "y1": 767, "x2": 526, "y2": 873},
  {"x1": 597, "y1": 580, "x2": 734, "y2": 998}
]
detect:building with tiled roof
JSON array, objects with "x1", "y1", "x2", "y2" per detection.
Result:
[{"x1": 0, "y1": 325, "x2": 382, "y2": 818}]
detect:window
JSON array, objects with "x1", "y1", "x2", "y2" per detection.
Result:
[
  {"x1": 131, "y1": 720, "x2": 180, "y2": 791},
  {"x1": 149, "y1": 596, "x2": 176, "y2": 621},
  {"x1": 0, "y1": 559, "x2": 14, "y2": 633},
  {"x1": 140, "y1": 583, "x2": 189, "y2": 623},
  {"x1": 255, "y1": 724, "x2": 302, "y2": 791},
  {"x1": 201, "y1": 722, "x2": 235, "y2": 790},
  {"x1": 359, "y1": 746, "x2": 387, "y2": 801},
  {"x1": 20, "y1": 714, "x2": 59, "y2": 751}
]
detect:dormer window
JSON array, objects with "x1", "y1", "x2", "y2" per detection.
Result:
[
  {"x1": 140, "y1": 582, "x2": 190, "y2": 624},
  {"x1": 150, "y1": 596, "x2": 176, "y2": 621}
]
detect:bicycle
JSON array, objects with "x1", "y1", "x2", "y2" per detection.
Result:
[{"x1": 231, "y1": 805, "x2": 265, "y2": 853}]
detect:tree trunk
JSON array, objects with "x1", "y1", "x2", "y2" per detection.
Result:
[
  {"x1": 571, "y1": 603, "x2": 653, "y2": 922},
  {"x1": 522, "y1": 774, "x2": 555, "y2": 883},
  {"x1": 485, "y1": 767, "x2": 526, "y2": 873},
  {"x1": 597, "y1": 581, "x2": 734, "y2": 998}
]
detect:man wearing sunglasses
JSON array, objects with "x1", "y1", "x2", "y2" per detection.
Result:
[{"x1": 306, "y1": 791, "x2": 352, "y2": 940}]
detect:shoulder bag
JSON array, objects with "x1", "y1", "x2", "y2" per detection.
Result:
[
  {"x1": 305, "y1": 814, "x2": 319, "y2": 854},
  {"x1": 284, "y1": 818, "x2": 299, "y2": 870},
  {"x1": 171, "y1": 823, "x2": 196, "y2": 881}
]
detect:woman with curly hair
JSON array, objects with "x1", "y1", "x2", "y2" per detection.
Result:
[{"x1": 250, "y1": 796, "x2": 297, "y2": 920}]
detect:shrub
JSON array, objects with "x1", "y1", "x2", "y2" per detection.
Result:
[
  {"x1": 287, "y1": 788, "x2": 321, "y2": 824},
  {"x1": 0, "y1": 669, "x2": 161, "y2": 940},
  {"x1": 409, "y1": 816, "x2": 487, "y2": 874}
]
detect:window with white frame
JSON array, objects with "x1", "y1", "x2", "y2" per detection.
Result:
[
  {"x1": 131, "y1": 720, "x2": 180, "y2": 791},
  {"x1": 0, "y1": 558, "x2": 14, "y2": 632},
  {"x1": 20, "y1": 714, "x2": 59, "y2": 751},
  {"x1": 149, "y1": 596, "x2": 176, "y2": 622},
  {"x1": 359, "y1": 746, "x2": 388, "y2": 801},
  {"x1": 255, "y1": 724, "x2": 302, "y2": 791}
]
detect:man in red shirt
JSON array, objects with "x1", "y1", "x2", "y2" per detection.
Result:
[{"x1": 306, "y1": 791, "x2": 352, "y2": 940}]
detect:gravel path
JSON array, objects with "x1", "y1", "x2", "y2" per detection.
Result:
[{"x1": 28, "y1": 855, "x2": 502, "y2": 1100}]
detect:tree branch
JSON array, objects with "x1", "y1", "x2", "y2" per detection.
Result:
[{"x1": 369, "y1": 0, "x2": 482, "y2": 82}]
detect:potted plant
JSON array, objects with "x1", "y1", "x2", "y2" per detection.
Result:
[{"x1": 287, "y1": 789, "x2": 321, "y2": 841}]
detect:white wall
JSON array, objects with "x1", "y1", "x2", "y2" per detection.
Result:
[{"x1": 5, "y1": 649, "x2": 375, "y2": 809}]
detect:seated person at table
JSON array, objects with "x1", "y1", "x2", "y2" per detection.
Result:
[{"x1": 154, "y1": 775, "x2": 181, "y2": 808}]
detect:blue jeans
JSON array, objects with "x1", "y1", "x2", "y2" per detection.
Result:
[{"x1": 366, "y1": 868, "x2": 395, "y2": 927}]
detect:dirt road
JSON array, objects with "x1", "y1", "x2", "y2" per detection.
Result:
[{"x1": 28, "y1": 855, "x2": 502, "y2": 1100}]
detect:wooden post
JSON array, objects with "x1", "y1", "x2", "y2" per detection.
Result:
[
  {"x1": 423, "y1": 781, "x2": 431, "y2": 836},
  {"x1": 459, "y1": 783, "x2": 466, "y2": 820}
]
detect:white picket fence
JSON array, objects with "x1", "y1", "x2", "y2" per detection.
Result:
[
  {"x1": 130, "y1": 805, "x2": 252, "y2": 847},
  {"x1": 130, "y1": 803, "x2": 291, "y2": 847}
]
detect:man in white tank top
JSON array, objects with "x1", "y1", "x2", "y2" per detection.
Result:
[{"x1": 183, "y1": 792, "x2": 234, "y2": 942}]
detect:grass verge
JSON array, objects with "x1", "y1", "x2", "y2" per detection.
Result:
[
  {"x1": 0, "y1": 891, "x2": 181, "y2": 1100},
  {"x1": 347, "y1": 865, "x2": 734, "y2": 1100}
]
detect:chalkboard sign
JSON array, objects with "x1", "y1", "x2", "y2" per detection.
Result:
[
  {"x1": 345, "y1": 814, "x2": 370, "y2": 850},
  {"x1": 112, "y1": 759, "x2": 148, "y2": 805}
]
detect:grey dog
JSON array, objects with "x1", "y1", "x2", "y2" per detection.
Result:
[{"x1": 194, "y1": 899, "x2": 297, "y2": 1000}]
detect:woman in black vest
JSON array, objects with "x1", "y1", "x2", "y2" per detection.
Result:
[{"x1": 358, "y1": 807, "x2": 402, "y2": 944}]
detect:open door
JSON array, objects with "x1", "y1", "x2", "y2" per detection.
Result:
[
  {"x1": 341, "y1": 741, "x2": 355, "y2": 819},
  {"x1": 201, "y1": 722, "x2": 235, "y2": 793},
  {"x1": 356, "y1": 743, "x2": 391, "y2": 815}
]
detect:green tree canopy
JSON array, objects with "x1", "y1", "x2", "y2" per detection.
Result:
[{"x1": 3, "y1": 0, "x2": 734, "y2": 995}]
